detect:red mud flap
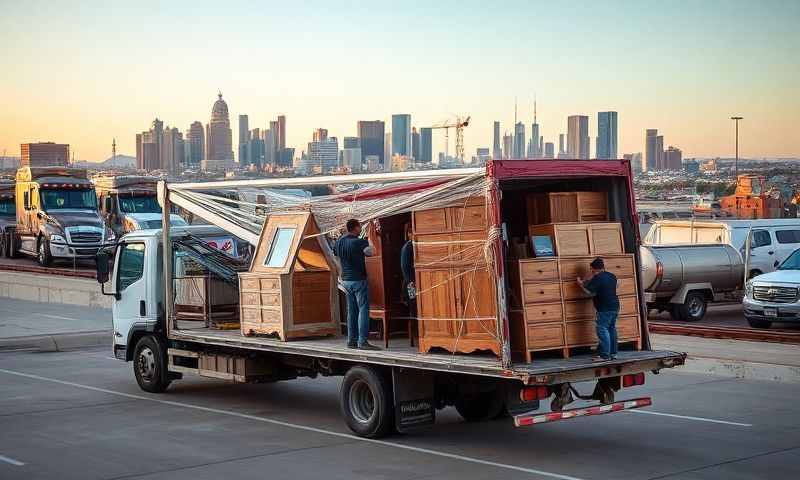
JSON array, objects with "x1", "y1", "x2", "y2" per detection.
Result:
[{"x1": 513, "y1": 397, "x2": 652, "y2": 427}]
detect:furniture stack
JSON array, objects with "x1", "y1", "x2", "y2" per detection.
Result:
[
  {"x1": 412, "y1": 197, "x2": 501, "y2": 356},
  {"x1": 510, "y1": 192, "x2": 642, "y2": 362}
]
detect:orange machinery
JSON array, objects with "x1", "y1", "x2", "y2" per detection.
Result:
[{"x1": 719, "y1": 175, "x2": 784, "y2": 219}]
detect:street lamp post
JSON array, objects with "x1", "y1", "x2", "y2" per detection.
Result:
[{"x1": 731, "y1": 116, "x2": 743, "y2": 179}]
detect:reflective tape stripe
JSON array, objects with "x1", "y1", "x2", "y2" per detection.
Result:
[{"x1": 514, "y1": 397, "x2": 652, "y2": 427}]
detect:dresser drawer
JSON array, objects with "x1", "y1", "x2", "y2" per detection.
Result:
[
  {"x1": 522, "y1": 282, "x2": 562, "y2": 304},
  {"x1": 527, "y1": 323, "x2": 565, "y2": 349},
  {"x1": 566, "y1": 320, "x2": 597, "y2": 346},
  {"x1": 524, "y1": 302, "x2": 563, "y2": 324},
  {"x1": 603, "y1": 256, "x2": 635, "y2": 278},
  {"x1": 564, "y1": 299, "x2": 595, "y2": 320},
  {"x1": 617, "y1": 315, "x2": 640, "y2": 339},
  {"x1": 520, "y1": 259, "x2": 559, "y2": 282},
  {"x1": 562, "y1": 280, "x2": 590, "y2": 300}
]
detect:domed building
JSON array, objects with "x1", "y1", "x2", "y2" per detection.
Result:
[{"x1": 205, "y1": 92, "x2": 233, "y2": 163}]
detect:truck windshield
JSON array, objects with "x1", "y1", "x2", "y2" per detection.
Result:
[
  {"x1": 41, "y1": 189, "x2": 97, "y2": 210},
  {"x1": 0, "y1": 199, "x2": 15, "y2": 216},
  {"x1": 119, "y1": 194, "x2": 161, "y2": 214},
  {"x1": 778, "y1": 250, "x2": 800, "y2": 270}
]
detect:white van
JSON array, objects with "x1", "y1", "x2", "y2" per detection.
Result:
[{"x1": 643, "y1": 219, "x2": 800, "y2": 277}]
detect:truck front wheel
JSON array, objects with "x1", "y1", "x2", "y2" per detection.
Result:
[
  {"x1": 133, "y1": 335, "x2": 171, "y2": 393},
  {"x1": 37, "y1": 238, "x2": 52, "y2": 267},
  {"x1": 670, "y1": 292, "x2": 707, "y2": 322},
  {"x1": 340, "y1": 365, "x2": 394, "y2": 438}
]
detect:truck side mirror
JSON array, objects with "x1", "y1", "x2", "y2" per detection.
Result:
[
  {"x1": 104, "y1": 197, "x2": 113, "y2": 213},
  {"x1": 95, "y1": 251, "x2": 110, "y2": 284}
]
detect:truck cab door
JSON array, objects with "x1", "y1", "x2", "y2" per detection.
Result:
[
  {"x1": 773, "y1": 228, "x2": 800, "y2": 268},
  {"x1": 112, "y1": 241, "x2": 152, "y2": 351},
  {"x1": 749, "y1": 229, "x2": 773, "y2": 273}
]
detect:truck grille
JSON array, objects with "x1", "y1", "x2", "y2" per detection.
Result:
[
  {"x1": 69, "y1": 231, "x2": 102, "y2": 244},
  {"x1": 753, "y1": 286, "x2": 798, "y2": 303}
]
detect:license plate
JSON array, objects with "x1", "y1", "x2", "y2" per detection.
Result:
[{"x1": 764, "y1": 308, "x2": 778, "y2": 318}]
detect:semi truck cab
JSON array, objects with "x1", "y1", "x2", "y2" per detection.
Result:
[
  {"x1": 13, "y1": 166, "x2": 114, "y2": 266},
  {"x1": 94, "y1": 175, "x2": 187, "y2": 236}
]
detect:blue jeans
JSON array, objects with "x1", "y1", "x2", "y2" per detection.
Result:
[
  {"x1": 342, "y1": 280, "x2": 370, "y2": 346},
  {"x1": 595, "y1": 310, "x2": 619, "y2": 359}
]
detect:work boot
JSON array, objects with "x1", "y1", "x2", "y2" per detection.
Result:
[
  {"x1": 358, "y1": 342, "x2": 381, "y2": 351},
  {"x1": 347, "y1": 341, "x2": 357, "y2": 349}
]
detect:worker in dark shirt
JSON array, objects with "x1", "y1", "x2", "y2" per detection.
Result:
[
  {"x1": 400, "y1": 223, "x2": 416, "y2": 344},
  {"x1": 334, "y1": 219, "x2": 379, "y2": 350},
  {"x1": 576, "y1": 257, "x2": 620, "y2": 362}
]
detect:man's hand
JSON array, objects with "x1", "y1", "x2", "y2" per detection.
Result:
[{"x1": 576, "y1": 276, "x2": 584, "y2": 287}]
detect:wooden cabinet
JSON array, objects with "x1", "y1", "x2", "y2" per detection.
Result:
[
  {"x1": 413, "y1": 197, "x2": 500, "y2": 356},
  {"x1": 530, "y1": 222, "x2": 624, "y2": 257},
  {"x1": 239, "y1": 212, "x2": 339, "y2": 340},
  {"x1": 527, "y1": 191, "x2": 608, "y2": 225},
  {"x1": 510, "y1": 253, "x2": 642, "y2": 362}
]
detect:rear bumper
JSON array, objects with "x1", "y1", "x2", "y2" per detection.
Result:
[{"x1": 514, "y1": 397, "x2": 652, "y2": 426}]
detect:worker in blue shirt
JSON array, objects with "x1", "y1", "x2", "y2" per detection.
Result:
[
  {"x1": 577, "y1": 257, "x2": 620, "y2": 362},
  {"x1": 334, "y1": 219, "x2": 380, "y2": 350}
]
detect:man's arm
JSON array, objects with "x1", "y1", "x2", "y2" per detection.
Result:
[
  {"x1": 577, "y1": 276, "x2": 598, "y2": 297},
  {"x1": 359, "y1": 238, "x2": 375, "y2": 257}
]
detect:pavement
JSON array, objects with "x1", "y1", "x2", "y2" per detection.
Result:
[
  {"x1": 0, "y1": 298, "x2": 110, "y2": 351},
  {"x1": 0, "y1": 347, "x2": 799, "y2": 480}
]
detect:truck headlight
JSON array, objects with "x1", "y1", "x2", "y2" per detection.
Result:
[
  {"x1": 744, "y1": 281, "x2": 753, "y2": 298},
  {"x1": 50, "y1": 234, "x2": 66, "y2": 244}
]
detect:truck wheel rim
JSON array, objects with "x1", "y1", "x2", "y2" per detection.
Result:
[
  {"x1": 349, "y1": 379, "x2": 376, "y2": 424},
  {"x1": 688, "y1": 298, "x2": 703, "y2": 316},
  {"x1": 137, "y1": 347, "x2": 156, "y2": 381}
]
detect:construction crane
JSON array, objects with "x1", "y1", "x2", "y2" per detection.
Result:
[{"x1": 427, "y1": 115, "x2": 470, "y2": 163}]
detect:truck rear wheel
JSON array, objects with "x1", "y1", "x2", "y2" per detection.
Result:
[
  {"x1": 670, "y1": 292, "x2": 707, "y2": 322},
  {"x1": 340, "y1": 365, "x2": 394, "y2": 438},
  {"x1": 133, "y1": 335, "x2": 171, "y2": 393}
]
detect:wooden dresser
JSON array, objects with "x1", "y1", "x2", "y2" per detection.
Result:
[
  {"x1": 510, "y1": 254, "x2": 641, "y2": 362},
  {"x1": 413, "y1": 197, "x2": 500, "y2": 356},
  {"x1": 530, "y1": 222, "x2": 624, "y2": 257}
]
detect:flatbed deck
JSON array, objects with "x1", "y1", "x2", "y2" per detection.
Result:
[{"x1": 170, "y1": 329, "x2": 686, "y2": 385}]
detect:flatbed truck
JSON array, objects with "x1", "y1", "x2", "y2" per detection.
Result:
[{"x1": 95, "y1": 160, "x2": 686, "y2": 438}]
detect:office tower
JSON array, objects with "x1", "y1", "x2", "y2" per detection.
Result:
[
  {"x1": 313, "y1": 128, "x2": 328, "y2": 142},
  {"x1": 342, "y1": 137, "x2": 361, "y2": 173},
  {"x1": 567, "y1": 115, "x2": 590, "y2": 159},
  {"x1": 558, "y1": 133, "x2": 566, "y2": 158},
  {"x1": 419, "y1": 127, "x2": 433, "y2": 163},
  {"x1": 663, "y1": 146, "x2": 682, "y2": 171},
  {"x1": 357, "y1": 120, "x2": 385, "y2": 166},
  {"x1": 161, "y1": 127, "x2": 184, "y2": 172},
  {"x1": 185, "y1": 121, "x2": 205, "y2": 168},
  {"x1": 544, "y1": 142, "x2": 555, "y2": 159},
  {"x1": 343, "y1": 136, "x2": 360, "y2": 149},
  {"x1": 644, "y1": 129, "x2": 660, "y2": 171},
  {"x1": 502, "y1": 131, "x2": 513, "y2": 160},
  {"x1": 206, "y1": 92, "x2": 233, "y2": 162},
  {"x1": 136, "y1": 119, "x2": 164, "y2": 171},
  {"x1": 277, "y1": 115, "x2": 286, "y2": 150},
  {"x1": 391, "y1": 114, "x2": 411, "y2": 156},
  {"x1": 20, "y1": 142, "x2": 69, "y2": 167},
  {"x1": 596, "y1": 111, "x2": 618, "y2": 160},
  {"x1": 476, "y1": 147, "x2": 491, "y2": 165},
  {"x1": 530, "y1": 99, "x2": 540, "y2": 158},
  {"x1": 308, "y1": 135, "x2": 338, "y2": 173},
  {"x1": 492, "y1": 121, "x2": 501, "y2": 160},
  {"x1": 238, "y1": 114, "x2": 250, "y2": 164},
  {"x1": 247, "y1": 128, "x2": 265, "y2": 169},
  {"x1": 411, "y1": 127, "x2": 420, "y2": 161},
  {"x1": 384, "y1": 132, "x2": 392, "y2": 170},
  {"x1": 513, "y1": 122, "x2": 525, "y2": 158}
]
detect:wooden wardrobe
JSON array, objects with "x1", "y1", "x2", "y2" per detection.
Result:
[{"x1": 412, "y1": 197, "x2": 500, "y2": 356}]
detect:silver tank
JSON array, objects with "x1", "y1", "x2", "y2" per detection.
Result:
[{"x1": 640, "y1": 244, "x2": 744, "y2": 294}]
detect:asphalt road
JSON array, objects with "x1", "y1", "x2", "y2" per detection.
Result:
[{"x1": 0, "y1": 347, "x2": 798, "y2": 480}]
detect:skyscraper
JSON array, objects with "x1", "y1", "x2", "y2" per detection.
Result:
[
  {"x1": 238, "y1": 114, "x2": 250, "y2": 165},
  {"x1": 492, "y1": 121, "x2": 501, "y2": 160},
  {"x1": 655, "y1": 135, "x2": 664, "y2": 170},
  {"x1": 185, "y1": 121, "x2": 205, "y2": 168},
  {"x1": 513, "y1": 122, "x2": 526, "y2": 159},
  {"x1": 307, "y1": 133, "x2": 338, "y2": 173},
  {"x1": 206, "y1": 92, "x2": 233, "y2": 162},
  {"x1": 664, "y1": 146, "x2": 682, "y2": 171},
  {"x1": 502, "y1": 132, "x2": 513, "y2": 160},
  {"x1": 558, "y1": 133, "x2": 566, "y2": 159},
  {"x1": 277, "y1": 115, "x2": 286, "y2": 150},
  {"x1": 596, "y1": 111, "x2": 618, "y2": 160},
  {"x1": 162, "y1": 127, "x2": 184, "y2": 172},
  {"x1": 391, "y1": 114, "x2": 411, "y2": 157},
  {"x1": 411, "y1": 127, "x2": 420, "y2": 162},
  {"x1": 567, "y1": 115, "x2": 589, "y2": 159},
  {"x1": 419, "y1": 127, "x2": 432, "y2": 163},
  {"x1": 136, "y1": 118, "x2": 164, "y2": 171},
  {"x1": 544, "y1": 142, "x2": 555, "y2": 159},
  {"x1": 530, "y1": 99, "x2": 540, "y2": 158},
  {"x1": 313, "y1": 128, "x2": 328, "y2": 142},
  {"x1": 357, "y1": 120, "x2": 385, "y2": 166},
  {"x1": 384, "y1": 132, "x2": 392, "y2": 171},
  {"x1": 20, "y1": 142, "x2": 69, "y2": 167},
  {"x1": 645, "y1": 129, "x2": 660, "y2": 171}
]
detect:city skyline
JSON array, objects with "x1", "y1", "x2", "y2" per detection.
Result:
[{"x1": 1, "y1": 2, "x2": 799, "y2": 162}]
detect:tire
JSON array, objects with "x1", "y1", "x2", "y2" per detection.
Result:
[
  {"x1": 746, "y1": 317, "x2": 772, "y2": 329},
  {"x1": 133, "y1": 335, "x2": 172, "y2": 393},
  {"x1": 340, "y1": 365, "x2": 394, "y2": 438},
  {"x1": 670, "y1": 292, "x2": 707, "y2": 322},
  {"x1": 7, "y1": 232, "x2": 18, "y2": 259},
  {"x1": 37, "y1": 237, "x2": 52, "y2": 267},
  {"x1": 454, "y1": 389, "x2": 505, "y2": 422}
]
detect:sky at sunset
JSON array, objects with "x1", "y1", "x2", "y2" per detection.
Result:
[{"x1": 1, "y1": 0, "x2": 798, "y2": 162}]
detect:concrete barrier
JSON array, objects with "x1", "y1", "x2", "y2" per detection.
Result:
[{"x1": 0, "y1": 271, "x2": 111, "y2": 309}]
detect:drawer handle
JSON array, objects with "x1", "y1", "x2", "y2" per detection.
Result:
[
  {"x1": 539, "y1": 290, "x2": 544, "y2": 294},
  {"x1": 541, "y1": 311, "x2": 546, "y2": 315},
  {"x1": 537, "y1": 269, "x2": 543, "y2": 273}
]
